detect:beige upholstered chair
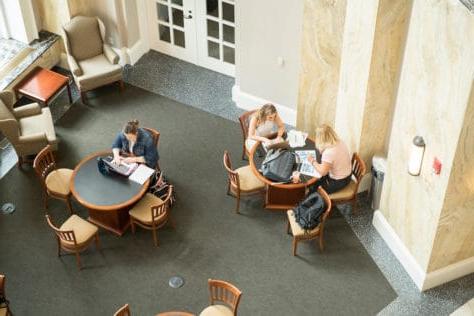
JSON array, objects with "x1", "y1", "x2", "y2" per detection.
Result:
[
  {"x1": 0, "y1": 275, "x2": 11, "y2": 316},
  {"x1": 45, "y1": 214, "x2": 100, "y2": 270},
  {"x1": 114, "y1": 304, "x2": 131, "y2": 316},
  {"x1": 328, "y1": 153, "x2": 366, "y2": 214},
  {"x1": 223, "y1": 150, "x2": 265, "y2": 213},
  {"x1": 33, "y1": 145, "x2": 74, "y2": 214},
  {"x1": 286, "y1": 187, "x2": 332, "y2": 256},
  {"x1": 200, "y1": 279, "x2": 242, "y2": 316},
  {"x1": 129, "y1": 186, "x2": 175, "y2": 247},
  {"x1": 0, "y1": 90, "x2": 57, "y2": 167},
  {"x1": 62, "y1": 16, "x2": 123, "y2": 104}
]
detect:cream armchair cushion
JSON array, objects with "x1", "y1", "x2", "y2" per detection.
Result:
[
  {"x1": 0, "y1": 90, "x2": 57, "y2": 158},
  {"x1": 62, "y1": 16, "x2": 122, "y2": 93}
]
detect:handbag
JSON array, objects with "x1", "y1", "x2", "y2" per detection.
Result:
[{"x1": 260, "y1": 149, "x2": 296, "y2": 182}]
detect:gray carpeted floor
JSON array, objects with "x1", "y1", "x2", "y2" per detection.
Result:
[{"x1": 0, "y1": 84, "x2": 396, "y2": 315}]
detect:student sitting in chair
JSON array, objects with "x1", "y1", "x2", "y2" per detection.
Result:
[
  {"x1": 292, "y1": 124, "x2": 351, "y2": 194},
  {"x1": 111, "y1": 120, "x2": 158, "y2": 168},
  {"x1": 245, "y1": 103, "x2": 286, "y2": 152}
]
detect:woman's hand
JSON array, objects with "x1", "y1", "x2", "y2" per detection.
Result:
[
  {"x1": 123, "y1": 157, "x2": 137, "y2": 164},
  {"x1": 292, "y1": 171, "x2": 301, "y2": 183},
  {"x1": 112, "y1": 155, "x2": 123, "y2": 165}
]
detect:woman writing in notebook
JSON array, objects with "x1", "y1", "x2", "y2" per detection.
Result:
[
  {"x1": 292, "y1": 124, "x2": 352, "y2": 194},
  {"x1": 111, "y1": 120, "x2": 159, "y2": 168},
  {"x1": 246, "y1": 103, "x2": 286, "y2": 151}
]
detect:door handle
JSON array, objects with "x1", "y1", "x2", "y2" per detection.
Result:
[{"x1": 184, "y1": 14, "x2": 193, "y2": 19}]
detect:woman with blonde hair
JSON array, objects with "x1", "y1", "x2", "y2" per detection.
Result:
[
  {"x1": 293, "y1": 124, "x2": 352, "y2": 194},
  {"x1": 246, "y1": 103, "x2": 285, "y2": 151}
]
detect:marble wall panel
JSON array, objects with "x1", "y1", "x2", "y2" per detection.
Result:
[
  {"x1": 296, "y1": 0, "x2": 347, "y2": 134},
  {"x1": 379, "y1": 0, "x2": 474, "y2": 271}
]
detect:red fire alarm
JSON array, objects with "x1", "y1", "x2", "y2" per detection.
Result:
[{"x1": 433, "y1": 157, "x2": 442, "y2": 175}]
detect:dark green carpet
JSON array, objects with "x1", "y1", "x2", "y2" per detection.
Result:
[{"x1": 0, "y1": 85, "x2": 396, "y2": 315}]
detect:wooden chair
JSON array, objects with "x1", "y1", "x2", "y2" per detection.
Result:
[
  {"x1": 114, "y1": 304, "x2": 131, "y2": 316},
  {"x1": 286, "y1": 187, "x2": 332, "y2": 256},
  {"x1": 0, "y1": 275, "x2": 11, "y2": 316},
  {"x1": 238, "y1": 110, "x2": 256, "y2": 160},
  {"x1": 45, "y1": 214, "x2": 100, "y2": 270},
  {"x1": 200, "y1": 279, "x2": 242, "y2": 316},
  {"x1": 33, "y1": 145, "x2": 74, "y2": 214},
  {"x1": 143, "y1": 127, "x2": 161, "y2": 170},
  {"x1": 129, "y1": 186, "x2": 174, "y2": 247},
  {"x1": 223, "y1": 151, "x2": 265, "y2": 213},
  {"x1": 157, "y1": 311, "x2": 195, "y2": 316},
  {"x1": 328, "y1": 153, "x2": 366, "y2": 214}
]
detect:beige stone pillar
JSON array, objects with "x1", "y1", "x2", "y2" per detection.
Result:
[
  {"x1": 375, "y1": 0, "x2": 474, "y2": 290},
  {"x1": 296, "y1": 0, "x2": 347, "y2": 133}
]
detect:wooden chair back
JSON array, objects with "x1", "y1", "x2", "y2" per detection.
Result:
[
  {"x1": 45, "y1": 215, "x2": 78, "y2": 246},
  {"x1": 351, "y1": 153, "x2": 366, "y2": 191},
  {"x1": 318, "y1": 187, "x2": 333, "y2": 224},
  {"x1": 114, "y1": 303, "x2": 131, "y2": 316},
  {"x1": 151, "y1": 186, "x2": 173, "y2": 222},
  {"x1": 0, "y1": 274, "x2": 9, "y2": 313},
  {"x1": 238, "y1": 110, "x2": 256, "y2": 141},
  {"x1": 33, "y1": 145, "x2": 56, "y2": 187},
  {"x1": 223, "y1": 151, "x2": 240, "y2": 191},
  {"x1": 143, "y1": 127, "x2": 160, "y2": 148},
  {"x1": 208, "y1": 279, "x2": 242, "y2": 315}
]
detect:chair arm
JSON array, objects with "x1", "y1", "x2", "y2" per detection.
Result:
[
  {"x1": 13, "y1": 103, "x2": 42, "y2": 118},
  {"x1": 0, "y1": 90, "x2": 15, "y2": 109},
  {"x1": 18, "y1": 132, "x2": 48, "y2": 144},
  {"x1": 103, "y1": 44, "x2": 119, "y2": 64},
  {"x1": 68, "y1": 56, "x2": 83, "y2": 76}
]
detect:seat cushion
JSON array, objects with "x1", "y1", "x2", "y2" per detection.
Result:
[
  {"x1": 0, "y1": 307, "x2": 7, "y2": 316},
  {"x1": 235, "y1": 165, "x2": 265, "y2": 191},
  {"x1": 199, "y1": 305, "x2": 233, "y2": 316},
  {"x1": 19, "y1": 107, "x2": 57, "y2": 148},
  {"x1": 287, "y1": 210, "x2": 320, "y2": 237},
  {"x1": 129, "y1": 193, "x2": 165, "y2": 224},
  {"x1": 60, "y1": 215, "x2": 98, "y2": 247},
  {"x1": 45, "y1": 168, "x2": 73, "y2": 196},
  {"x1": 64, "y1": 16, "x2": 103, "y2": 61},
  {"x1": 76, "y1": 54, "x2": 123, "y2": 91},
  {"x1": 328, "y1": 179, "x2": 357, "y2": 201}
]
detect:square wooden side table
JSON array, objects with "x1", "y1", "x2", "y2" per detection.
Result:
[{"x1": 15, "y1": 67, "x2": 72, "y2": 106}]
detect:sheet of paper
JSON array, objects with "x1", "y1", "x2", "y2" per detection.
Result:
[
  {"x1": 287, "y1": 130, "x2": 308, "y2": 148},
  {"x1": 129, "y1": 164, "x2": 155, "y2": 185},
  {"x1": 295, "y1": 150, "x2": 321, "y2": 178}
]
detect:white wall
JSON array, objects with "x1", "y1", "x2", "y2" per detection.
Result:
[
  {"x1": 2, "y1": 0, "x2": 38, "y2": 43},
  {"x1": 234, "y1": 0, "x2": 304, "y2": 119}
]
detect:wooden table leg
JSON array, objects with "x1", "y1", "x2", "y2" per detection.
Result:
[
  {"x1": 87, "y1": 208, "x2": 131, "y2": 236},
  {"x1": 264, "y1": 185, "x2": 306, "y2": 210}
]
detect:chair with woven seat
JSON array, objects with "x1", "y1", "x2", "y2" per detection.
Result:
[
  {"x1": 0, "y1": 90, "x2": 58, "y2": 167},
  {"x1": 200, "y1": 279, "x2": 242, "y2": 316},
  {"x1": 238, "y1": 110, "x2": 256, "y2": 160},
  {"x1": 286, "y1": 187, "x2": 332, "y2": 256},
  {"x1": 0, "y1": 275, "x2": 11, "y2": 316},
  {"x1": 114, "y1": 304, "x2": 131, "y2": 316},
  {"x1": 223, "y1": 150, "x2": 265, "y2": 213},
  {"x1": 45, "y1": 214, "x2": 100, "y2": 270},
  {"x1": 129, "y1": 186, "x2": 174, "y2": 247},
  {"x1": 143, "y1": 127, "x2": 160, "y2": 170},
  {"x1": 34, "y1": 145, "x2": 74, "y2": 214},
  {"x1": 328, "y1": 153, "x2": 366, "y2": 214},
  {"x1": 62, "y1": 16, "x2": 123, "y2": 104}
]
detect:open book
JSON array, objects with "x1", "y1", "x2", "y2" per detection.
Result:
[
  {"x1": 295, "y1": 150, "x2": 321, "y2": 178},
  {"x1": 129, "y1": 164, "x2": 155, "y2": 185}
]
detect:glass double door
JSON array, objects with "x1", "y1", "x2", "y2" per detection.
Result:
[{"x1": 147, "y1": 0, "x2": 236, "y2": 76}]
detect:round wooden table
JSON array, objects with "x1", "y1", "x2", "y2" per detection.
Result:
[
  {"x1": 70, "y1": 150, "x2": 150, "y2": 236},
  {"x1": 248, "y1": 140, "x2": 318, "y2": 210}
]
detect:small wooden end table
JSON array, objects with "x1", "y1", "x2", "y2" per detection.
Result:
[{"x1": 15, "y1": 67, "x2": 72, "y2": 106}]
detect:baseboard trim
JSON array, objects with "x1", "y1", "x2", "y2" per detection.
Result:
[
  {"x1": 232, "y1": 85, "x2": 296, "y2": 126},
  {"x1": 127, "y1": 40, "x2": 148, "y2": 65},
  {"x1": 372, "y1": 210, "x2": 474, "y2": 291}
]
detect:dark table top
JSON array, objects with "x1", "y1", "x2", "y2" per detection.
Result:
[{"x1": 71, "y1": 151, "x2": 149, "y2": 210}]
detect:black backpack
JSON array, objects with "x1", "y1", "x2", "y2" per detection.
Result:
[
  {"x1": 260, "y1": 149, "x2": 296, "y2": 182},
  {"x1": 293, "y1": 192, "x2": 326, "y2": 230}
]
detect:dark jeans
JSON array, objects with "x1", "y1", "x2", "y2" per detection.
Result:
[{"x1": 309, "y1": 174, "x2": 352, "y2": 194}]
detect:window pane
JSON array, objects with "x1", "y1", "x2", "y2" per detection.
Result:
[
  {"x1": 222, "y1": 2, "x2": 234, "y2": 22},
  {"x1": 172, "y1": 8, "x2": 184, "y2": 27},
  {"x1": 206, "y1": 0, "x2": 219, "y2": 17},
  {"x1": 223, "y1": 45, "x2": 235, "y2": 64},
  {"x1": 157, "y1": 3, "x2": 169, "y2": 22},
  {"x1": 159, "y1": 24, "x2": 171, "y2": 43},
  {"x1": 174, "y1": 29, "x2": 185, "y2": 48},
  {"x1": 223, "y1": 24, "x2": 234, "y2": 43},
  {"x1": 171, "y1": 0, "x2": 183, "y2": 6},
  {"x1": 207, "y1": 19, "x2": 219, "y2": 39},
  {"x1": 208, "y1": 41, "x2": 220, "y2": 59}
]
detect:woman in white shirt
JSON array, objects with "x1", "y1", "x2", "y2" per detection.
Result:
[
  {"x1": 293, "y1": 124, "x2": 352, "y2": 194},
  {"x1": 245, "y1": 104, "x2": 285, "y2": 152}
]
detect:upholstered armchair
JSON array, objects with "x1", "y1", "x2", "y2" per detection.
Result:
[
  {"x1": 62, "y1": 16, "x2": 124, "y2": 104},
  {"x1": 0, "y1": 90, "x2": 57, "y2": 167}
]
